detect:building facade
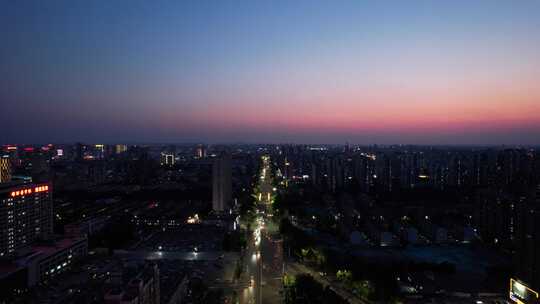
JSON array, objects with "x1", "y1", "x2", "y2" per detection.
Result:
[
  {"x1": 27, "y1": 237, "x2": 88, "y2": 285},
  {"x1": 212, "y1": 153, "x2": 232, "y2": 212},
  {"x1": 0, "y1": 156, "x2": 11, "y2": 183},
  {"x1": 0, "y1": 182, "x2": 53, "y2": 257}
]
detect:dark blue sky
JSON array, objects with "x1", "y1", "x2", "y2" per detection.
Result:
[{"x1": 2, "y1": 1, "x2": 540, "y2": 144}]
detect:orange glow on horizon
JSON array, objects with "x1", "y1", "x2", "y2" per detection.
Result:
[{"x1": 155, "y1": 82, "x2": 540, "y2": 139}]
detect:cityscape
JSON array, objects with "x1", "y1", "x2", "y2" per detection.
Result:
[
  {"x1": 1, "y1": 144, "x2": 539, "y2": 303},
  {"x1": 2, "y1": 1, "x2": 540, "y2": 304}
]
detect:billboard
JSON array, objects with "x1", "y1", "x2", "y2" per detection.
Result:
[{"x1": 510, "y1": 279, "x2": 539, "y2": 304}]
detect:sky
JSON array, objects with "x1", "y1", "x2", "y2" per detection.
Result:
[{"x1": 1, "y1": 0, "x2": 540, "y2": 145}]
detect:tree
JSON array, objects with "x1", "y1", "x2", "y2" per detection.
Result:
[{"x1": 336, "y1": 269, "x2": 352, "y2": 282}]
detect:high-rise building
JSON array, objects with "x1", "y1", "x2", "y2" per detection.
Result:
[
  {"x1": 115, "y1": 144, "x2": 127, "y2": 155},
  {"x1": 160, "y1": 152, "x2": 175, "y2": 166},
  {"x1": 212, "y1": 153, "x2": 232, "y2": 212},
  {"x1": 30, "y1": 152, "x2": 49, "y2": 182},
  {"x1": 74, "y1": 142, "x2": 85, "y2": 161},
  {"x1": 196, "y1": 144, "x2": 206, "y2": 159},
  {"x1": 95, "y1": 144, "x2": 105, "y2": 159},
  {"x1": 514, "y1": 185, "x2": 540, "y2": 291},
  {"x1": 3, "y1": 146, "x2": 20, "y2": 172},
  {"x1": 0, "y1": 182, "x2": 53, "y2": 257},
  {"x1": 0, "y1": 156, "x2": 11, "y2": 183},
  {"x1": 474, "y1": 189, "x2": 515, "y2": 249}
]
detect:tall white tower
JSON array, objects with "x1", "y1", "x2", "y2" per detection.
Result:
[{"x1": 212, "y1": 153, "x2": 232, "y2": 212}]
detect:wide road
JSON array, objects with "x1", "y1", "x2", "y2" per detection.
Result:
[
  {"x1": 246, "y1": 156, "x2": 368, "y2": 304},
  {"x1": 257, "y1": 155, "x2": 274, "y2": 205},
  {"x1": 240, "y1": 155, "x2": 283, "y2": 304},
  {"x1": 238, "y1": 234, "x2": 261, "y2": 304}
]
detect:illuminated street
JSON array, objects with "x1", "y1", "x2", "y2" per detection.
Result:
[{"x1": 239, "y1": 155, "x2": 283, "y2": 304}]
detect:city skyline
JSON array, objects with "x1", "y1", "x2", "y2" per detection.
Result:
[{"x1": 2, "y1": 1, "x2": 540, "y2": 144}]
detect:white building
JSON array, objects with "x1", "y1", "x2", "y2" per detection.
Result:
[{"x1": 212, "y1": 153, "x2": 232, "y2": 212}]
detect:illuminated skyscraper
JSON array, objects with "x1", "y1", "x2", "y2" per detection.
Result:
[
  {"x1": 115, "y1": 144, "x2": 127, "y2": 154},
  {"x1": 160, "y1": 152, "x2": 175, "y2": 166},
  {"x1": 0, "y1": 156, "x2": 11, "y2": 183},
  {"x1": 94, "y1": 144, "x2": 105, "y2": 159},
  {"x1": 0, "y1": 182, "x2": 53, "y2": 256},
  {"x1": 196, "y1": 144, "x2": 206, "y2": 159},
  {"x1": 212, "y1": 153, "x2": 232, "y2": 212}
]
